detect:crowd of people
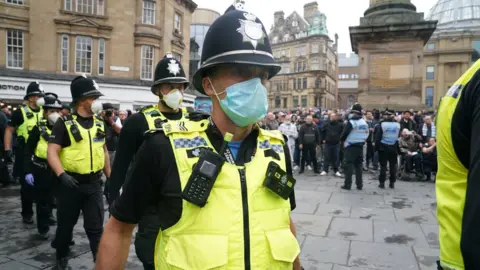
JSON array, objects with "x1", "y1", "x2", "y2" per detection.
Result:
[{"x1": 259, "y1": 106, "x2": 438, "y2": 189}]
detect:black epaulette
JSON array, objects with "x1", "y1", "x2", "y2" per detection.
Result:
[
  {"x1": 187, "y1": 111, "x2": 211, "y2": 122},
  {"x1": 62, "y1": 115, "x2": 74, "y2": 121},
  {"x1": 144, "y1": 128, "x2": 164, "y2": 138},
  {"x1": 140, "y1": 105, "x2": 155, "y2": 113}
]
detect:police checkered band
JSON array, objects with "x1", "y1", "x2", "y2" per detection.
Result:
[
  {"x1": 174, "y1": 136, "x2": 208, "y2": 149},
  {"x1": 259, "y1": 140, "x2": 284, "y2": 153}
]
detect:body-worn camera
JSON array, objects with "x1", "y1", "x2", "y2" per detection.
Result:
[
  {"x1": 182, "y1": 150, "x2": 225, "y2": 207},
  {"x1": 105, "y1": 110, "x2": 113, "y2": 118},
  {"x1": 263, "y1": 161, "x2": 296, "y2": 200}
]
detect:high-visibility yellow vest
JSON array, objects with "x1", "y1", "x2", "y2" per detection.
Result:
[
  {"x1": 141, "y1": 105, "x2": 189, "y2": 129},
  {"x1": 59, "y1": 115, "x2": 105, "y2": 174},
  {"x1": 34, "y1": 120, "x2": 50, "y2": 160},
  {"x1": 153, "y1": 119, "x2": 300, "y2": 270},
  {"x1": 17, "y1": 105, "x2": 43, "y2": 140},
  {"x1": 436, "y1": 59, "x2": 480, "y2": 270}
]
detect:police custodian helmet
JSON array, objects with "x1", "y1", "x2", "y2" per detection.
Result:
[
  {"x1": 70, "y1": 75, "x2": 103, "y2": 103},
  {"x1": 150, "y1": 52, "x2": 189, "y2": 95},
  {"x1": 24, "y1": 81, "x2": 45, "y2": 100},
  {"x1": 192, "y1": 3, "x2": 281, "y2": 94},
  {"x1": 42, "y1": 93, "x2": 62, "y2": 110}
]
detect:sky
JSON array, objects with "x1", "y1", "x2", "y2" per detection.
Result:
[{"x1": 192, "y1": 0, "x2": 438, "y2": 54}]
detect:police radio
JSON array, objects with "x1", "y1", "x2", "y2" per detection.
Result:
[
  {"x1": 263, "y1": 161, "x2": 296, "y2": 200},
  {"x1": 70, "y1": 124, "x2": 83, "y2": 142}
]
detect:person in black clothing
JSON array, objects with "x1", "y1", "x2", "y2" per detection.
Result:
[
  {"x1": 100, "y1": 103, "x2": 122, "y2": 168},
  {"x1": 320, "y1": 113, "x2": 343, "y2": 176},
  {"x1": 106, "y1": 53, "x2": 190, "y2": 270},
  {"x1": 0, "y1": 108, "x2": 11, "y2": 186},
  {"x1": 422, "y1": 137, "x2": 437, "y2": 182},
  {"x1": 298, "y1": 115, "x2": 320, "y2": 174},
  {"x1": 364, "y1": 111, "x2": 375, "y2": 170},
  {"x1": 400, "y1": 110, "x2": 417, "y2": 132},
  {"x1": 24, "y1": 93, "x2": 62, "y2": 239}
]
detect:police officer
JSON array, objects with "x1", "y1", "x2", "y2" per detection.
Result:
[
  {"x1": 47, "y1": 75, "x2": 111, "y2": 269},
  {"x1": 106, "y1": 53, "x2": 190, "y2": 270},
  {"x1": 3, "y1": 82, "x2": 44, "y2": 223},
  {"x1": 374, "y1": 109, "x2": 400, "y2": 189},
  {"x1": 96, "y1": 4, "x2": 302, "y2": 270},
  {"x1": 340, "y1": 104, "x2": 369, "y2": 190},
  {"x1": 436, "y1": 59, "x2": 480, "y2": 269},
  {"x1": 23, "y1": 93, "x2": 62, "y2": 239}
]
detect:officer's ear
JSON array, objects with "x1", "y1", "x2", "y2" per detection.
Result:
[{"x1": 202, "y1": 77, "x2": 216, "y2": 97}]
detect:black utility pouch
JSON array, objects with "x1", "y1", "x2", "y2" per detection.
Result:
[{"x1": 263, "y1": 161, "x2": 296, "y2": 200}]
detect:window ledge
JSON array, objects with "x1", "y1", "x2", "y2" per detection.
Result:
[
  {"x1": 0, "y1": 2, "x2": 29, "y2": 10},
  {"x1": 136, "y1": 24, "x2": 162, "y2": 31},
  {"x1": 173, "y1": 31, "x2": 184, "y2": 39},
  {"x1": 60, "y1": 10, "x2": 108, "y2": 20}
]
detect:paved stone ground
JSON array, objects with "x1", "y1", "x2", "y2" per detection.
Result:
[{"x1": 0, "y1": 171, "x2": 438, "y2": 270}]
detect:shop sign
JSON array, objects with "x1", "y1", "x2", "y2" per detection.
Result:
[{"x1": 0, "y1": 84, "x2": 26, "y2": 91}]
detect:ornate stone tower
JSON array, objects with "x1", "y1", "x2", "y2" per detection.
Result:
[{"x1": 349, "y1": 0, "x2": 437, "y2": 110}]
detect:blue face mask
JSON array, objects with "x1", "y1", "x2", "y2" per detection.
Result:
[
  {"x1": 209, "y1": 77, "x2": 268, "y2": 127},
  {"x1": 348, "y1": 113, "x2": 354, "y2": 119}
]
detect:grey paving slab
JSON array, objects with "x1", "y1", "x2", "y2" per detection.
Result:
[
  {"x1": 302, "y1": 262, "x2": 334, "y2": 270},
  {"x1": 394, "y1": 207, "x2": 438, "y2": 225},
  {"x1": 297, "y1": 235, "x2": 307, "y2": 248},
  {"x1": 294, "y1": 202, "x2": 320, "y2": 214},
  {"x1": 328, "y1": 193, "x2": 385, "y2": 207},
  {"x1": 349, "y1": 241, "x2": 418, "y2": 270},
  {"x1": 6, "y1": 242, "x2": 56, "y2": 269},
  {"x1": 301, "y1": 236, "x2": 350, "y2": 265},
  {"x1": 373, "y1": 220, "x2": 430, "y2": 248},
  {"x1": 413, "y1": 247, "x2": 440, "y2": 270},
  {"x1": 295, "y1": 190, "x2": 333, "y2": 204},
  {"x1": 0, "y1": 257, "x2": 11, "y2": 265},
  {"x1": 0, "y1": 261, "x2": 40, "y2": 270},
  {"x1": 0, "y1": 231, "x2": 47, "y2": 256},
  {"x1": 314, "y1": 204, "x2": 351, "y2": 218},
  {"x1": 350, "y1": 206, "x2": 396, "y2": 221},
  {"x1": 420, "y1": 224, "x2": 439, "y2": 248},
  {"x1": 333, "y1": 265, "x2": 376, "y2": 270},
  {"x1": 291, "y1": 213, "x2": 332, "y2": 237},
  {"x1": 327, "y1": 217, "x2": 373, "y2": 242}
]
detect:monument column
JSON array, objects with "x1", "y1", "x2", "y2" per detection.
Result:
[{"x1": 349, "y1": 0, "x2": 437, "y2": 110}]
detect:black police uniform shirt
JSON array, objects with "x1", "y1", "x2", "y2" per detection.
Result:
[
  {"x1": 8, "y1": 106, "x2": 41, "y2": 128},
  {"x1": 111, "y1": 122, "x2": 297, "y2": 229},
  {"x1": 108, "y1": 110, "x2": 183, "y2": 201},
  {"x1": 49, "y1": 113, "x2": 107, "y2": 148}
]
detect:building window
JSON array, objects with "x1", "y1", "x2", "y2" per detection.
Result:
[
  {"x1": 142, "y1": 0, "x2": 155, "y2": 25},
  {"x1": 172, "y1": 52, "x2": 182, "y2": 62},
  {"x1": 303, "y1": 78, "x2": 307, "y2": 89},
  {"x1": 75, "y1": 36, "x2": 92, "y2": 73},
  {"x1": 311, "y1": 43, "x2": 319, "y2": 54},
  {"x1": 293, "y1": 78, "x2": 297, "y2": 89},
  {"x1": 425, "y1": 87, "x2": 434, "y2": 107},
  {"x1": 283, "y1": 34, "x2": 289, "y2": 42},
  {"x1": 275, "y1": 96, "x2": 281, "y2": 108},
  {"x1": 473, "y1": 40, "x2": 480, "y2": 63},
  {"x1": 174, "y1": 12, "x2": 182, "y2": 32},
  {"x1": 6, "y1": 0, "x2": 23, "y2": 5},
  {"x1": 61, "y1": 35, "x2": 69, "y2": 72},
  {"x1": 292, "y1": 20, "x2": 298, "y2": 27},
  {"x1": 6, "y1": 30, "x2": 24, "y2": 69},
  {"x1": 293, "y1": 96, "x2": 299, "y2": 107},
  {"x1": 295, "y1": 45, "x2": 306, "y2": 56},
  {"x1": 426, "y1": 43, "x2": 435, "y2": 51},
  {"x1": 283, "y1": 98, "x2": 287, "y2": 108},
  {"x1": 347, "y1": 95, "x2": 355, "y2": 108},
  {"x1": 281, "y1": 63, "x2": 290, "y2": 74},
  {"x1": 297, "y1": 78, "x2": 302, "y2": 89},
  {"x1": 426, "y1": 65, "x2": 435, "y2": 80},
  {"x1": 311, "y1": 58, "x2": 320, "y2": 70},
  {"x1": 98, "y1": 38, "x2": 105, "y2": 75},
  {"x1": 141, "y1": 45, "x2": 154, "y2": 80},
  {"x1": 303, "y1": 62, "x2": 307, "y2": 72},
  {"x1": 64, "y1": 0, "x2": 72, "y2": 10},
  {"x1": 301, "y1": 95, "x2": 307, "y2": 107},
  {"x1": 76, "y1": 0, "x2": 94, "y2": 14},
  {"x1": 97, "y1": 0, "x2": 105, "y2": 15},
  {"x1": 272, "y1": 36, "x2": 278, "y2": 44},
  {"x1": 315, "y1": 78, "x2": 321, "y2": 88}
]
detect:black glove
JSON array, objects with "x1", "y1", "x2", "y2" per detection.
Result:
[
  {"x1": 58, "y1": 172, "x2": 79, "y2": 189},
  {"x1": 3, "y1": 150, "x2": 13, "y2": 163}
]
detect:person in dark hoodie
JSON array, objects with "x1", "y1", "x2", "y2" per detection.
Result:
[
  {"x1": 340, "y1": 104, "x2": 369, "y2": 190},
  {"x1": 299, "y1": 115, "x2": 320, "y2": 174},
  {"x1": 400, "y1": 110, "x2": 417, "y2": 132},
  {"x1": 320, "y1": 113, "x2": 343, "y2": 177}
]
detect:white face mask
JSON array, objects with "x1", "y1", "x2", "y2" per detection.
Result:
[
  {"x1": 47, "y1": 112, "x2": 61, "y2": 125},
  {"x1": 163, "y1": 89, "x2": 183, "y2": 110},
  {"x1": 90, "y1": 100, "x2": 103, "y2": 114},
  {"x1": 36, "y1": 98, "x2": 45, "y2": 107}
]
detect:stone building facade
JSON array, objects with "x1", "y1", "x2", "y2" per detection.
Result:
[
  {"x1": 268, "y1": 1, "x2": 338, "y2": 110},
  {"x1": 338, "y1": 53, "x2": 359, "y2": 110},
  {"x1": 422, "y1": 0, "x2": 480, "y2": 108},
  {"x1": 0, "y1": 0, "x2": 196, "y2": 109}
]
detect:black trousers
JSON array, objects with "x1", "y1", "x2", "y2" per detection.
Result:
[
  {"x1": 13, "y1": 145, "x2": 24, "y2": 178},
  {"x1": 55, "y1": 177, "x2": 104, "y2": 260},
  {"x1": 301, "y1": 145, "x2": 318, "y2": 171},
  {"x1": 32, "y1": 164, "x2": 55, "y2": 234},
  {"x1": 135, "y1": 209, "x2": 161, "y2": 270},
  {"x1": 404, "y1": 155, "x2": 422, "y2": 173},
  {"x1": 379, "y1": 148, "x2": 398, "y2": 184},
  {"x1": 366, "y1": 141, "x2": 374, "y2": 166},
  {"x1": 323, "y1": 144, "x2": 340, "y2": 173},
  {"x1": 344, "y1": 146, "x2": 363, "y2": 188}
]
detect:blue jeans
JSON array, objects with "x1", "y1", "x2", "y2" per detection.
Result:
[{"x1": 323, "y1": 144, "x2": 340, "y2": 173}]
